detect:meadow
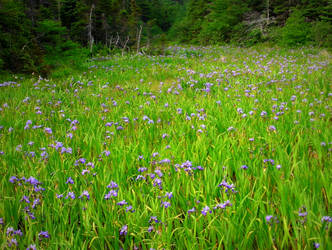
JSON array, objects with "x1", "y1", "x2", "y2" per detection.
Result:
[{"x1": 0, "y1": 46, "x2": 331, "y2": 249}]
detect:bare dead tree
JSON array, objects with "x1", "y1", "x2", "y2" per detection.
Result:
[
  {"x1": 115, "y1": 32, "x2": 120, "y2": 47},
  {"x1": 57, "y1": 0, "x2": 61, "y2": 23},
  {"x1": 108, "y1": 35, "x2": 113, "y2": 49},
  {"x1": 266, "y1": 0, "x2": 270, "y2": 26},
  {"x1": 122, "y1": 36, "x2": 129, "y2": 56},
  {"x1": 88, "y1": 4, "x2": 95, "y2": 55},
  {"x1": 102, "y1": 13, "x2": 110, "y2": 47},
  {"x1": 136, "y1": 24, "x2": 143, "y2": 54}
]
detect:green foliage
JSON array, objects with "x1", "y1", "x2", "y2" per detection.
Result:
[
  {"x1": 200, "y1": 0, "x2": 248, "y2": 43},
  {"x1": 1, "y1": 0, "x2": 332, "y2": 75},
  {"x1": 280, "y1": 10, "x2": 311, "y2": 47},
  {"x1": 311, "y1": 21, "x2": 332, "y2": 47}
]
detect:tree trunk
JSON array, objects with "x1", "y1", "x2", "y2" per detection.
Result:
[
  {"x1": 88, "y1": 4, "x2": 95, "y2": 56},
  {"x1": 136, "y1": 24, "x2": 142, "y2": 54}
]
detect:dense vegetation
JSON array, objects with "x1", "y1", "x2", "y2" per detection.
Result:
[
  {"x1": 0, "y1": 45, "x2": 331, "y2": 249},
  {"x1": 0, "y1": 0, "x2": 331, "y2": 74},
  {"x1": 0, "y1": 1, "x2": 331, "y2": 249}
]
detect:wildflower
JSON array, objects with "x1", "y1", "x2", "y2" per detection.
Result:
[
  {"x1": 65, "y1": 192, "x2": 75, "y2": 200},
  {"x1": 148, "y1": 225, "x2": 154, "y2": 232},
  {"x1": 14, "y1": 229, "x2": 23, "y2": 236},
  {"x1": 321, "y1": 216, "x2": 332, "y2": 223},
  {"x1": 104, "y1": 190, "x2": 117, "y2": 200},
  {"x1": 20, "y1": 196, "x2": 30, "y2": 203},
  {"x1": 265, "y1": 215, "x2": 273, "y2": 223},
  {"x1": 152, "y1": 152, "x2": 159, "y2": 157},
  {"x1": 154, "y1": 169, "x2": 163, "y2": 177},
  {"x1": 32, "y1": 199, "x2": 40, "y2": 209},
  {"x1": 260, "y1": 111, "x2": 267, "y2": 117},
  {"x1": 218, "y1": 180, "x2": 236, "y2": 193},
  {"x1": 44, "y1": 128, "x2": 52, "y2": 134},
  {"x1": 119, "y1": 225, "x2": 128, "y2": 236},
  {"x1": 9, "y1": 176, "x2": 18, "y2": 183},
  {"x1": 227, "y1": 126, "x2": 235, "y2": 132},
  {"x1": 269, "y1": 125, "x2": 276, "y2": 132},
  {"x1": 298, "y1": 206, "x2": 307, "y2": 222},
  {"x1": 107, "y1": 181, "x2": 118, "y2": 189},
  {"x1": 79, "y1": 190, "x2": 90, "y2": 200},
  {"x1": 314, "y1": 243, "x2": 320, "y2": 248},
  {"x1": 187, "y1": 207, "x2": 196, "y2": 215},
  {"x1": 6, "y1": 227, "x2": 14, "y2": 235},
  {"x1": 161, "y1": 201, "x2": 171, "y2": 208},
  {"x1": 136, "y1": 175, "x2": 146, "y2": 181},
  {"x1": 214, "y1": 200, "x2": 232, "y2": 210},
  {"x1": 165, "y1": 192, "x2": 173, "y2": 199},
  {"x1": 138, "y1": 155, "x2": 144, "y2": 160},
  {"x1": 241, "y1": 165, "x2": 248, "y2": 170},
  {"x1": 27, "y1": 244, "x2": 37, "y2": 250},
  {"x1": 149, "y1": 216, "x2": 159, "y2": 223},
  {"x1": 201, "y1": 206, "x2": 211, "y2": 216},
  {"x1": 81, "y1": 169, "x2": 90, "y2": 175},
  {"x1": 66, "y1": 177, "x2": 74, "y2": 184},
  {"x1": 138, "y1": 167, "x2": 147, "y2": 172},
  {"x1": 159, "y1": 158, "x2": 171, "y2": 164},
  {"x1": 126, "y1": 205, "x2": 135, "y2": 213},
  {"x1": 153, "y1": 178, "x2": 162, "y2": 188},
  {"x1": 38, "y1": 231, "x2": 50, "y2": 239},
  {"x1": 8, "y1": 238, "x2": 18, "y2": 247},
  {"x1": 117, "y1": 200, "x2": 128, "y2": 206}
]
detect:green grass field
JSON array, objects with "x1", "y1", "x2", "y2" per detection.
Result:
[{"x1": 0, "y1": 46, "x2": 331, "y2": 249}]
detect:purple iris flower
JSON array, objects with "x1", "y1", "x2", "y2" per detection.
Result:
[
  {"x1": 20, "y1": 196, "x2": 30, "y2": 203},
  {"x1": 241, "y1": 165, "x2": 248, "y2": 170},
  {"x1": 104, "y1": 190, "x2": 117, "y2": 200},
  {"x1": 79, "y1": 190, "x2": 90, "y2": 200},
  {"x1": 149, "y1": 216, "x2": 159, "y2": 223},
  {"x1": 148, "y1": 225, "x2": 154, "y2": 232},
  {"x1": 44, "y1": 128, "x2": 52, "y2": 134},
  {"x1": 138, "y1": 167, "x2": 147, "y2": 173},
  {"x1": 27, "y1": 244, "x2": 37, "y2": 250},
  {"x1": 161, "y1": 201, "x2": 171, "y2": 208},
  {"x1": 201, "y1": 206, "x2": 211, "y2": 216},
  {"x1": 117, "y1": 200, "x2": 128, "y2": 206},
  {"x1": 38, "y1": 231, "x2": 50, "y2": 239},
  {"x1": 188, "y1": 207, "x2": 196, "y2": 215},
  {"x1": 66, "y1": 192, "x2": 75, "y2": 200},
  {"x1": 66, "y1": 177, "x2": 74, "y2": 184},
  {"x1": 119, "y1": 225, "x2": 128, "y2": 236},
  {"x1": 321, "y1": 216, "x2": 332, "y2": 223},
  {"x1": 107, "y1": 181, "x2": 118, "y2": 189},
  {"x1": 9, "y1": 176, "x2": 18, "y2": 183},
  {"x1": 126, "y1": 205, "x2": 135, "y2": 213},
  {"x1": 136, "y1": 175, "x2": 146, "y2": 180},
  {"x1": 165, "y1": 192, "x2": 173, "y2": 199}
]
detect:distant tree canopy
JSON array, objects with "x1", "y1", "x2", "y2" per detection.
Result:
[{"x1": 0, "y1": 0, "x2": 331, "y2": 74}]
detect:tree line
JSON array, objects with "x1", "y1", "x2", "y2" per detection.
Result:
[{"x1": 0, "y1": 0, "x2": 331, "y2": 74}]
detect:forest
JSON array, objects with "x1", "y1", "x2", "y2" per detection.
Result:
[{"x1": 0, "y1": 0, "x2": 331, "y2": 75}]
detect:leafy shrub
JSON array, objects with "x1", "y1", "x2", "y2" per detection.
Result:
[
  {"x1": 311, "y1": 21, "x2": 332, "y2": 47},
  {"x1": 280, "y1": 10, "x2": 311, "y2": 46}
]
